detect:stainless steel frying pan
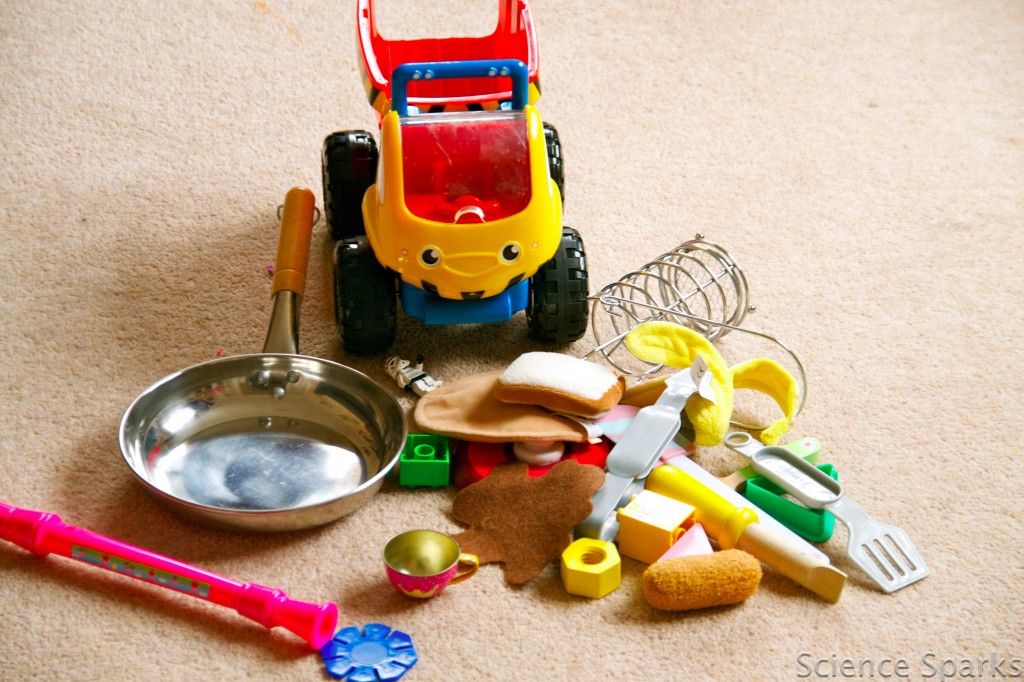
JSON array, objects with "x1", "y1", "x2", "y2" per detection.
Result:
[{"x1": 119, "y1": 187, "x2": 406, "y2": 532}]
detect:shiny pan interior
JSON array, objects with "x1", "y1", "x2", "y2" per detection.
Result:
[{"x1": 119, "y1": 353, "x2": 406, "y2": 532}]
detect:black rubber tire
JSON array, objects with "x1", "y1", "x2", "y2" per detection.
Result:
[
  {"x1": 322, "y1": 131, "x2": 378, "y2": 241},
  {"x1": 543, "y1": 122, "x2": 565, "y2": 203},
  {"x1": 334, "y1": 236, "x2": 398, "y2": 355},
  {"x1": 527, "y1": 226, "x2": 589, "y2": 344}
]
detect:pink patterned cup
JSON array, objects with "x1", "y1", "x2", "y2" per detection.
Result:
[{"x1": 383, "y1": 530, "x2": 479, "y2": 599}]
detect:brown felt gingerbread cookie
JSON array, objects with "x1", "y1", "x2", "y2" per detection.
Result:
[{"x1": 451, "y1": 459, "x2": 606, "y2": 585}]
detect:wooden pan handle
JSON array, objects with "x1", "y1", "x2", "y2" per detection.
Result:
[{"x1": 272, "y1": 187, "x2": 316, "y2": 297}]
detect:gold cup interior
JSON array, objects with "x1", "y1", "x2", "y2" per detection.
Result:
[{"x1": 383, "y1": 530, "x2": 460, "y2": 576}]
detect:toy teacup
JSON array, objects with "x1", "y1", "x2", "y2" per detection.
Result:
[{"x1": 383, "y1": 530, "x2": 479, "y2": 598}]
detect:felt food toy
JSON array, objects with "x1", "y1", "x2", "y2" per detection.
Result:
[
  {"x1": 413, "y1": 371, "x2": 592, "y2": 443},
  {"x1": 642, "y1": 549, "x2": 762, "y2": 611},
  {"x1": 622, "y1": 321, "x2": 798, "y2": 446},
  {"x1": 492, "y1": 352, "x2": 626, "y2": 418},
  {"x1": 451, "y1": 460, "x2": 606, "y2": 585}
]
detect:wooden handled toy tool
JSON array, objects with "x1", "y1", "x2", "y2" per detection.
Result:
[{"x1": 646, "y1": 461, "x2": 847, "y2": 603}]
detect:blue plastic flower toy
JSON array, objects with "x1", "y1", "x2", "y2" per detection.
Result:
[{"x1": 320, "y1": 623, "x2": 418, "y2": 681}]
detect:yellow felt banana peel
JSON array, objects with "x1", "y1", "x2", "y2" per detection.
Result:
[
  {"x1": 622, "y1": 322, "x2": 733, "y2": 446},
  {"x1": 729, "y1": 357, "x2": 798, "y2": 445},
  {"x1": 620, "y1": 321, "x2": 797, "y2": 446}
]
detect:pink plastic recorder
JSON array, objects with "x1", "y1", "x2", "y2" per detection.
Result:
[{"x1": 0, "y1": 501, "x2": 339, "y2": 649}]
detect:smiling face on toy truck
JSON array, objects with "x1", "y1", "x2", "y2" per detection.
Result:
[{"x1": 362, "y1": 60, "x2": 562, "y2": 301}]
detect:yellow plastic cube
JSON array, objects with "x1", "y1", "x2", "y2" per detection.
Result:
[
  {"x1": 615, "y1": 490, "x2": 696, "y2": 564},
  {"x1": 561, "y1": 538, "x2": 621, "y2": 599}
]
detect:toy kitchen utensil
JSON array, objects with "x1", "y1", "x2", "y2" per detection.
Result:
[
  {"x1": 583, "y1": 236, "x2": 808, "y2": 433},
  {"x1": 0, "y1": 501, "x2": 338, "y2": 648},
  {"x1": 645, "y1": 461, "x2": 846, "y2": 602},
  {"x1": 119, "y1": 187, "x2": 406, "y2": 532},
  {"x1": 725, "y1": 432, "x2": 929, "y2": 593},
  {"x1": 575, "y1": 356, "x2": 713, "y2": 542}
]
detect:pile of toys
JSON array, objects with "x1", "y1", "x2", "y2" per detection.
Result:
[
  {"x1": 384, "y1": 321, "x2": 927, "y2": 619},
  {"x1": 395, "y1": 341, "x2": 835, "y2": 608}
]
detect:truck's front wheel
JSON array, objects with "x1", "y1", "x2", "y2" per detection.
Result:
[
  {"x1": 334, "y1": 236, "x2": 397, "y2": 354},
  {"x1": 527, "y1": 226, "x2": 589, "y2": 344}
]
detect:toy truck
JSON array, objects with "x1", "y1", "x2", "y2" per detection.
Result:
[{"x1": 322, "y1": 0, "x2": 588, "y2": 354}]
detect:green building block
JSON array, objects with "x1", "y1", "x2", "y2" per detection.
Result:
[{"x1": 399, "y1": 434, "x2": 451, "y2": 488}]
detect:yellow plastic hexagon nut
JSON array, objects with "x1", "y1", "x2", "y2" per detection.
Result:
[{"x1": 561, "y1": 538, "x2": 621, "y2": 599}]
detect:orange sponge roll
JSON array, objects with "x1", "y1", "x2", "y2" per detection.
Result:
[{"x1": 642, "y1": 549, "x2": 762, "y2": 611}]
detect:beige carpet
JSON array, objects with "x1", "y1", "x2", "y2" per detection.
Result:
[{"x1": 2, "y1": 1, "x2": 1022, "y2": 680}]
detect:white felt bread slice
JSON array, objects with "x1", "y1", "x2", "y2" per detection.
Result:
[{"x1": 492, "y1": 352, "x2": 625, "y2": 418}]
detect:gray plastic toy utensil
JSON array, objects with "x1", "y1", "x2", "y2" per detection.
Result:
[
  {"x1": 725, "y1": 432, "x2": 929, "y2": 593},
  {"x1": 576, "y1": 356, "x2": 713, "y2": 542}
]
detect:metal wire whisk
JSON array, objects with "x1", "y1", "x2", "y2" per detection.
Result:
[
  {"x1": 584, "y1": 235, "x2": 752, "y2": 375},
  {"x1": 582, "y1": 234, "x2": 807, "y2": 423}
]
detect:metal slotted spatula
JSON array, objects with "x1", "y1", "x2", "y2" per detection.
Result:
[{"x1": 725, "y1": 433, "x2": 929, "y2": 593}]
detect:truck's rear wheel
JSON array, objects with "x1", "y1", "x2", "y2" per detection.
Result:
[
  {"x1": 334, "y1": 236, "x2": 397, "y2": 354},
  {"x1": 527, "y1": 226, "x2": 588, "y2": 344},
  {"x1": 543, "y1": 122, "x2": 565, "y2": 203},
  {"x1": 322, "y1": 131, "x2": 377, "y2": 241}
]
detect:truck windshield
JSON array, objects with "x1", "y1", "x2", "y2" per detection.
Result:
[{"x1": 400, "y1": 111, "x2": 532, "y2": 223}]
